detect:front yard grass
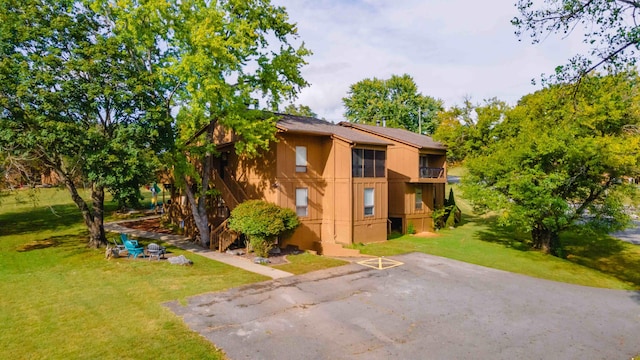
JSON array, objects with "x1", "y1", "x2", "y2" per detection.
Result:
[{"x1": 0, "y1": 188, "x2": 267, "y2": 359}]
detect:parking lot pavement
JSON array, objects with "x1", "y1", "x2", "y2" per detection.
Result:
[
  {"x1": 613, "y1": 220, "x2": 640, "y2": 245},
  {"x1": 166, "y1": 253, "x2": 640, "y2": 360}
]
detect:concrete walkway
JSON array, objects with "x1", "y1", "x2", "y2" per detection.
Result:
[{"x1": 104, "y1": 216, "x2": 293, "y2": 280}]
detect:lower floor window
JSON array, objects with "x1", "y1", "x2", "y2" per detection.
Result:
[
  {"x1": 415, "y1": 186, "x2": 423, "y2": 210},
  {"x1": 296, "y1": 188, "x2": 308, "y2": 217},
  {"x1": 364, "y1": 188, "x2": 374, "y2": 216}
]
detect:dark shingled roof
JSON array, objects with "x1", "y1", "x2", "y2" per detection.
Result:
[
  {"x1": 275, "y1": 113, "x2": 390, "y2": 146},
  {"x1": 338, "y1": 122, "x2": 446, "y2": 150}
]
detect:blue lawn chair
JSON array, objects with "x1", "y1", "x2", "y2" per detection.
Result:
[
  {"x1": 120, "y1": 234, "x2": 145, "y2": 258},
  {"x1": 120, "y1": 233, "x2": 139, "y2": 247}
]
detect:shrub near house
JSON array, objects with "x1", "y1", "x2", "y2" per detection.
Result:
[{"x1": 228, "y1": 200, "x2": 300, "y2": 257}]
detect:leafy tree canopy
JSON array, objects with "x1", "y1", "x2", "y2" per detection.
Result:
[
  {"x1": 148, "y1": 0, "x2": 310, "y2": 247},
  {"x1": 282, "y1": 104, "x2": 318, "y2": 118},
  {"x1": 463, "y1": 72, "x2": 640, "y2": 256},
  {"x1": 433, "y1": 97, "x2": 510, "y2": 163},
  {"x1": 342, "y1": 74, "x2": 443, "y2": 134},
  {"x1": 513, "y1": 0, "x2": 640, "y2": 83},
  {"x1": 0, "y1": 0, "x2": 172, "y2": 246},
  {"x1": 0, "y1": 0, "x2": 310, "y2": 247}
]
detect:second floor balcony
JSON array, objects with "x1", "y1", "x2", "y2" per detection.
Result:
[{"x1": 419, "y1": 166, "x2": 445, "y2": 179}]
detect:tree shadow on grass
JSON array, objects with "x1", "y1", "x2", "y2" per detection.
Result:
[
  {"x1": 562, "y1": 231, "x2": 627, "y2": 259},
  {"x1": 14, "y1": 233, "x2": 88, "y2": 251},
  {"x1": 471, "y1": 214, "x2": 532, "y2": 252},
  {"x1": 0, "y1": 201, "x2": 122, "y2": 238},
  {"x1": 563, "y1": 231, "x2": 640, "y2": 288},
  {"x1": 0, "y1": 204, "x2": 83, "y2": 237},
  {"x1": 451, "y1": 212, "x2": 640, "y2": 289}
]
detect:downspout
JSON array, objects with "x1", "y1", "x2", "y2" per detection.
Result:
[
  {"x1": 333, "y1": 139, "x2": 337, "y2": 242},
  {"x1": 349, "y1": 142, "x2": 356, "y2": 245}
]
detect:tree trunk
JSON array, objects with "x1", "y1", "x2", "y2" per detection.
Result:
[
  {"x1": 88, "y1": 184, "x2": 106, "y2": 248},
  {"x1": 60, "y1": 172, "x2": 107, "y2": 248},
  {"x1": 183, "y1": 122, "x2": 215, "y2": 248},
  {"x1": 183, "y1": 177, "x2": 211, "y2": 248},
  {"x1": 531, "y1": 223, "x2": 560, "y2": 256}
]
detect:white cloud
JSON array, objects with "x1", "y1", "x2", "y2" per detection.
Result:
[{"x1": 274, "y1": 0, "x2": 589, "y2": 121}]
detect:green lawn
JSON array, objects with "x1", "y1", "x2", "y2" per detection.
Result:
[
  {"x1": 353, "y1": 183, "x2": 640, "y2": 290},
  {"x1": 0, "y1": 188, "x2": 267, "y2": 359}
]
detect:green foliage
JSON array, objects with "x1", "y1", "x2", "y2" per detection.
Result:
[
  {"x1": 152, "y1": 0, "x2": 310, "y2": 244},
  {"x1": 228, "y1": 200, "x2": 300, "y2": 257},
  {"x1": 445, "y1": 207, "x2": 457, "y2": 228},
  {"x1": 407, "y1": 222, "x2": 416, "y2": 235},
  {"x1": 433, "y1": 97, "x2": 510, "y2": 163},
  {"x1": 342, "y1": 74, "x2": 443, "y2": 134},
  {"x1": 0, "y1": 0, "x2": 174, "y2": 245},
  {"x1": 282, "y1": 104, "x2": 318, "y2": 118},
  {"x1": 513, "y1": 0, "x2": 640, "y2": 83},
  {"x1": 447, "y1": 188, "x2": 457, "y2": 207},
  {"x1": 432, "y1": 208, "x2": 447, "y2": 230},
  {"x1": 463, "y1": 73, "x2": 640, "y2": 255},
  {"x1": 433, "y1": 189, "x2": 462, "y2": 230}
]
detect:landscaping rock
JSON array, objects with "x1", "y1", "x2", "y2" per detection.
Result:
[
  {"x1": 253, "y1": 257, "x2": 270, "y2": 264},
  {"x1": 226, "y1": 249, "x2": 244, "y2": 256},
  {"x1": 168, "y1": 255, "x2": 193, "y2": 266},
  {"x1": 269, "y1": 247, "x2": 281, "y2": 255}
]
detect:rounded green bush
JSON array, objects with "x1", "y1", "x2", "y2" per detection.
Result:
[{"x1": 228, "y1": 200, "x2": 300, "y2": 257}]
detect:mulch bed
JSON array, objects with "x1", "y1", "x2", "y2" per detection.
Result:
[{"x1": 123, "y1": 218, "x2": 175, "y2": 234}]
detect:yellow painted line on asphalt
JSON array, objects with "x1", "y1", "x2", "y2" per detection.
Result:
[{"x1": 357, "y1": 257, "x2": 404, "y2": 270}]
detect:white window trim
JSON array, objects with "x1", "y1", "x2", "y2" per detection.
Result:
[
  {"x1": 364, "y1": 188, "x2": 374, "y2": 216},
  {"x1": 295, "y1": 146, "x2": 307, "y2": 173},
  {"x1": 296, "y1": 188, "x2": 308, "y2": 217}
]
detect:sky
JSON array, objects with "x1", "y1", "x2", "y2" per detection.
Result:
[{"x1": 273, "y1": 0, "x2": 589, "y2": 122}]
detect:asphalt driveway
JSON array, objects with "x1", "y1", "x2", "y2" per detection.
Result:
[
  {"x1": 166, "y1": 253, "x2": 640, "y2": 360},
  {"x1": 613, "y1": 220, "x2": 640, "y2": 245}
]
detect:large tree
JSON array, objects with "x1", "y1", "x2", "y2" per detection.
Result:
[
  {"x1": 1, "y1": 0, "x2": 309, "y2": 249},
  {"x1": 463, "y1": 73, "x2": 640, "y2": 256},
  {"x1": 0, "y1": 0, "x2": 171, "y2": 247},
  {"x1": 513, "y1": 0, "x2": 640, "y2": 83},
  {"x1": 433, "y1": 97, "x2": 510, "y2": 163},
  {"x1": 161, "y1": 0, "x2": 310, "y2": 248},
  {"x1": 342, "y1": 74, "x2": 442, "y2": 134}
]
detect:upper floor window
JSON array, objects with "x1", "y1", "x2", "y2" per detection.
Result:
[
  {"x1": 296, "y1": 188, "x2": 308, "y2": 217},
  {"x1": 352, "y1": 149, "x2": 385, "y2": 178},
  {"x1": 419, "y1": 155, "x2": 428, "y2": 168},
  {"x1": 296, "y1": 146, "x2": 307, "y2": 173}
]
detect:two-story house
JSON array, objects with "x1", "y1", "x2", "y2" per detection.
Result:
[
  {"x1": 339, "y1": 122, "x2": 447, "y2": 234},
  {"x1": 169, "y1": 114, "x2": 447, "y2": 254},
  {"x1": 177, "y1": 114, "x2": 390, "y2": 255}
]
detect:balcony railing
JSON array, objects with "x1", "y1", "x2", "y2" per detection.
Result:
[{"x1": 419, "y1": 167, "x2": 445, "y2": 179}]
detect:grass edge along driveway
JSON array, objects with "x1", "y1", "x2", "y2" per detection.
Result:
[{"x1": 353, "y1": 215, "x2": 640, "y2": 290}]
